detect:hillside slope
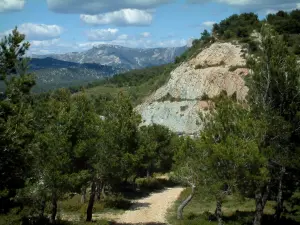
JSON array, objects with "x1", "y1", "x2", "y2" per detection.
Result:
[{"x1": 136, "y1": 42, "x2": 249, "y2": 135}]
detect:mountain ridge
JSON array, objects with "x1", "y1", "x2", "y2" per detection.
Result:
[{"x1": 33, "y1": 44, "x2": 188, "y2": 70}]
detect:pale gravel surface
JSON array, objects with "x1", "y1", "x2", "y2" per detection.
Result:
[{"x1": 94, "y1": 187, "x2": 184, "y2": 224}]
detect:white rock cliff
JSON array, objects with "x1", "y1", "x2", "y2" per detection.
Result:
[{"x1": 136, "y1": 42, "x2": 249, "y2": 134}]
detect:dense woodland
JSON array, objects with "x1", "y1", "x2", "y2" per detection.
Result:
[{"x1": 2, "y1": 10, "x2": 300, "y2": 225}]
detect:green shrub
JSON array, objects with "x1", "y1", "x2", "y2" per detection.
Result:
[
  {"x1": 180, "y1": 105, "x2": 189, "y2": 111},
  {"x1": 65, "y1": 220, "x2": 111, "y2": 225},
  {"x1": 175, "y1": 217, "x2": 218, "y2": 225},
  {"x1": 195, "y1": 64, "x2": 202, "y2": 69},
  {"x1": 213, "y1": 13, "x2": 261, "y2": 40},
  {"x1": 60, "y1": 195, "x2": 82, "y2": 212},
  {"x1": 229, "y1": 65, "x2": 240, "y2": 72},
  {"x1": 103, "y1": 194, "x2": 131, "y2": 210},
  {"x1": 248, "y1": 40, "x2": 259, "y2": 53},
  {"x1": 135, "y1": 177, "x2": 164, "y2": 191},
  {"x1": 202, "y1": 211, "x2": 217, "y2": 221},
  {"x1": 201, "y1": 93, "x2": 209, "y2": 101},
  {"x1": 187, "y1": 212, "x2": 198, "y2": 220},
  {"x1": 293, "y1": 44, "x2": 300, "y2": 55},
  {"x1": 228, "y1": 65, "x2": 248, "y2": 72}
]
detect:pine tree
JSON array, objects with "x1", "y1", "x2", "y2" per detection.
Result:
[
  {"x1": 0, "y1": 28, "x2": 35, "y2": 214},
  {"x1": 31, "y1": 89, "x2": 75, "y2": 223},
  {"x1": 197, "y1": 96, "x2": 269, "y2": 225},
  {"x1": 247, "y1": 24, "x2": 300, "y2": 225}
]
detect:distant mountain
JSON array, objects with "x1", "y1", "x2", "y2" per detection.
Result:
[
  {"x1": 28, "y1": 45, "x2": 188, "y2": 92},
  {"x1": 33, "y1": 68, "x2": 111, "y2": 92},
  {"x1": 30, "y1": 57, "x2": 123, "y2": 73},
  {"x1": 29, "y1": 57, "x2": 122, "y2": 92},
  {"x1": 33, "y1": 44, "x2": 188, "y2": 70}
]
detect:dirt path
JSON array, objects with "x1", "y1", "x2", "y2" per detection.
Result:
[{"x1": 94, "y1": 187, "x2": 184, "y2": 224}]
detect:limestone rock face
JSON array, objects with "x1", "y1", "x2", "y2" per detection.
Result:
[{"x1": 136, "y1": 42, "x2": 249, "y2": 134}]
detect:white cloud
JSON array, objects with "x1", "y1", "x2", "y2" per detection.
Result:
[
  {"x1": 30, "y1": 39, "x2": 61, "y2": 48},
  {"x1": 78, "y1": 38, "x2": 187, "y2": 49},
  {"x1": 117, "y1": 34, "x2": 129, "y2": 40},
  {"x1": 86, "y1": 28, "x2": 119, "y2": 41},
  {"x1": 3, "y1": 23, "x2": 63, "y2": 40},
  {"x1": 28, "y1": 39, "x2": 66, "y2": 55},
  {"x1": 141, "y1": 32, "x2": 151, "y2": 38},
  {"x1": 202, "y1": 21, "x2": 216, "y2": 28},
  {"x1": 28, "y1": 37, "x2": 188, "y2": 55},
  {"x1": 187, "y1": 0, "x2": 300, "y2": 12},
  {"x1": 0, "y1": 0, "x2": 25, "y2": 13},
  {"x1": 80, "y1": 9, "x2": 152, "y2": 26},
  {"x1": 265, "y1": 9, "x2": 278, "y2": 15},
  {"x1": 47, "y1": 0, "x2": 173, "y2": 14}
]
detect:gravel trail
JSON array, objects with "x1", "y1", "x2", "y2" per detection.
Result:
[{"x1": 95, "y1": 187, "x2": 184, "y2": 224}]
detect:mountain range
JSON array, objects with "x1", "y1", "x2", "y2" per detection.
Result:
[
  {"x1": 33, "y1": 44, "x2": 187, "y2": 70},
  {"x1": 30, "y1": 44, "x2": 187, "y2": 91}
]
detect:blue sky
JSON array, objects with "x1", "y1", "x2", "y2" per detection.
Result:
[{"x1": 0, "y1": 0, "x2": 299, "y2": 54}]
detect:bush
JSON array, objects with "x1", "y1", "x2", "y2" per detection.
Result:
[
  {"x1": 102, "y1": 194, "x2": 131, "y2": 210},
  {"x1": 293, "y1": 44, "x2": 300, "y2": 55},
  {"x1": 187, "y1": 212, "x2": 198, "y2": 220},
  {"x1": 201, "y1": 93, "x2": 209, "y2": 101},
  {"x1": 175, "y1": 217, "x2": 218, "y2": 225},
  {"x1": 248, "y1": 40, "x2": 259, "y2": 53},
  {"x1": 66, "y1": 220, "x2": 111, "y2": 225},
  {"x1": 202, "y1": 211, "x2": 217, "y2": 221},
  {"x1": 195, "y1": 64, "x2": 202, "y2": 69},
  {"x1": 180, "y1": 105, "x2": 189, "y2": 111},
  {"x1": 213, "y1": 13, "x2": 261, "y2": 40},
  {"x1": 60, "y1": 195, "x2": 83, "y2": 212},
  {"x1": 135, "y1": 177, "x2": 164, "y2": 191}
]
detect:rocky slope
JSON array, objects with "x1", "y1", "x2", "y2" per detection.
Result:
[
  {"x1": 136, "y1": 42, "x2": 249, "y2": 135},
  {"x1": 34, "y1": 45, "x2": 187, "y2": 70}
]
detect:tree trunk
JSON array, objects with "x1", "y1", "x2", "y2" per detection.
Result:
[
  {"x1": 95, "y1": 181, "x2": 102, "y2": 201},
  {"x1": 146, "y1": 168, "x2": 150, "y2": 178},
  {"x1": 274, "y1": 167, "x2": 286, "y2": 222},
  {"x1": 215, "y1": 198, "x2": 223, "y2": 225},
  {"x1": 86, "y1": 181, "x2": 96, "y2": 222},
  {"x1": 177, "y1": 184, "x2": 195, "y2": 220},
  {"x1": 133, "y1": 175, "x2": 137, "y2": 190},
  {"x1": 39, "y1": 199, "x2": 46, "y2": 218},
  {"x1": 50, "y1": 192, "x2": 57, "y2": 224},
  {"x1": 253, "y1": 184, "x2": 270, "y2": 225},
  {"x1": 102, "y1": 183, "x2": 106, "y2": 199},
  {"x1": 81, "y1": 186, "x2": 87, "y2": 204}
]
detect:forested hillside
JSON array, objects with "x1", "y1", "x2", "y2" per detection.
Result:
[
  {"x1": 1, "y1": 10, "x2": 300, "y2": 225},
  {"x1": 71, "y1": 64, "x2": 176, "y2": 105}
]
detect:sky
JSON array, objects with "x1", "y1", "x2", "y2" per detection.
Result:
[{"x1": 0, "y1": 0, "x2": 299, "y2": 55}]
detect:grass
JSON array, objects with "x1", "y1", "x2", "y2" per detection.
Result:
[
  {"x1": 167, "y1": 188, "x2": 280, "y2": 225},
  {"x1": 56, "y1": 194, "x2": 131, "y2": 223},
  {"x1": 60, "y1": 194, "x2": 131, "y2": 211}
]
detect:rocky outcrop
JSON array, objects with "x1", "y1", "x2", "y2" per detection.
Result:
[{"x1": 136, "y1": 42, "x2": 249, "y2": 134}]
